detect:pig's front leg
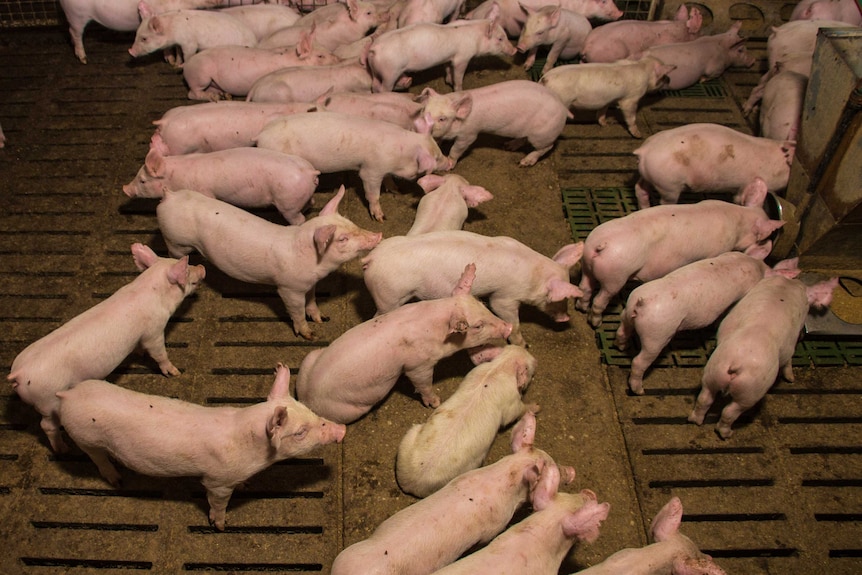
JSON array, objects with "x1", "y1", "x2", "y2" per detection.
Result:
[
  {"x1": 448, "y1": 58, "x2": 470, "y2": 92},
  {"x1": 203, "y1": 478, "x2": 237, "y2": 531},
  {"x1": 140, "y1": 332, "x2": 181, "y2": 377},
  {"x1": 523, "y1": 47, "x2": 539, "y2": 70},
  {"x1": 305, "y1": 287, "x2": 329, "y2": 324},
  {"x1": 634, "y1": 178, "x2": 653, "y2": 210},
  {"x1": 358, "y1": 168, "x2": 387, "y2": 221},
  {"x1": 404, "y1": 364, "x2": 441, "y2": 407},
  {"x1": 81, "y1": 445, "x2": 123, "y2": 486},
  {"x1": 41, "y1": 413, "x2": 69, "y2": 453},
  {"x1": 781, "y1": 361, "x2": 795, "y2": 383},
  {"x1": 542, "y1": 43, "x2": 565, "y2": 77},
  {"x1": 278, "y1": 286, "x2": 315, "y2": 340},
  {"x1": 617, "y1": 97, "x2": 643, "y2": 138},
  {"x1": 575, "y1": 272, "x2": 597, "y2": 313},
  {"x1": 68, "y1": 23, "x2": 88, "y2": 64},
  {"x1": 447, "y1": 135, "x2": 479, "y2": 169},
  {"x1": 519, "y1": 142, "x2": 553, "y2": 167},
  {"x1": 488, "y1": 296, "x2": 525, "y2": 346}
]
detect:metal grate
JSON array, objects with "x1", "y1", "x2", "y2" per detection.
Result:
[{"x1": 659, "y1": 78, "x2": 728, "y2": 98}]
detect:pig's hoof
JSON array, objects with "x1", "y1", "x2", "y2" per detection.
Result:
[
  {"x1": 422, "y1": 395, "x2": 441, "y2": 408},
  {"x1": 716, "y1": 426, "x2": 733, "y2": 440},
  {"x1": 687, "y1": 412, "x2": 704, "y2": 425},
  {"x1": 628, "y1": 382, "x2": 644, "y2": 396},
  {"x1": 588, "y1": 315, "x2": 603, "y2": 328},
  {"x1": 163, "y1": 365, "x2": 181, "y2": 377}
]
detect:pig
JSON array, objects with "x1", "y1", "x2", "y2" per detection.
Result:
[
  {"x1": 314, "y1": 90, "x2": 424, "y2": 130},
  {"x1": 255, "y1": 111, "x2": 448, "y2": 221},
  {"x1": 331, "y1": 411, "x2": 576, "y2": 575},
  {"x1": 293, "y1": 0, "x2": 381, "y2": 31},
  {"x1": 764, "y1": 19, "x2": 852, "y2": 76},
  {"x1": 575, "y1": 182, "x2": 785, "y2": 327},
  {"x1": 123, "y1": 146, "x2": 319, "y2": 225},
  {"x1": 430, "y1": 469, "x2": 610, "y2": 575},
  {"x1": 465, "y1": 0, "x2": 622, "y2": 38},
  {"x1": 7, "y1": 243, "x2": 205, "y2": 452},
  {"x1": 639, "y1": 21, "x2": 756, "y2": 90},
  {"x1": 150, "y1": 101, "x2": 314, "y2": 155},
  {"x1": 539, "y1": 57, "x2": 674, "y2": 139},
  {"x1": 129, "y1": 7, "x2": 258, "y2": 65},
  {"x1": 182, "y1": 33, "x2": 341, "y2": 101},
  {"x1": 791, "y1": 0, "x2": 862, "y2": 26},
  {"x1": 414, "y1": 81, "x2": 572, "y2": 167},
  {"x1": 258, "y1": 0, "x2": 382, "y2": 51},
  {"x1": 581, "y1": 4, "x2": 703, "y2": 63},
  {"x1": 295, "y1": 264, "x2": 514, "y2": 422},
  {"x1": 361, "y1": 231, "x2": 584, "y2": 346},
  {"x1": 246, "y1": 60, "x2": 373, "y2": 103},
  {"x1": 397, "y1": 0, "x2": 465, "y2": 27},
  {"x1": 744, "y1": 65, "x2": 807, "y2": 141},
  {"x1": 366, "y1": 11, "x2": 518, "y2": 92},
  {"x1": 575, "y1": 497, "x2": 727, "y2": 575},
  {"x1": 615, "y1": 252, "x2": 801, "y2": 395},
  {"x1": 689, "y1": 275, "x2": 839, "y2": 439},
  {"x1": 218, "y1": 3, "x2": 302, "y2": 41},
  {"x1": 396, "y1": 345, "x2": 538, "y2": 497},
  {"x1": 407, "y1": 173, "x2": 494, "y2": 235},
  {"x1": 633, "y1": 123, "x2": 796, "y2": 209},
  {"x1": 156, "y1": 187, "x2": 381, "y2": 339},
  {"x1": 56, "y1": 364, "x2": 346, "y2": 530},
  {"x1": 516, "y1": 6, "x2": 592, "y2": 75}
]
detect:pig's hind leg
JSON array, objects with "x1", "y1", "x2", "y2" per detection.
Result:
[
  {"x1": 404, "y1": 364, "x2": 441, "y2": 408},
  {"x1": 41, "y1": 413, "x2": 69, "y2": 453},
  {"x1": 278, "y1": 286, "x2": 315, "y2": 340},
  {"x1": 80, "y1": 445, "x2": 122, "y2": 487}
]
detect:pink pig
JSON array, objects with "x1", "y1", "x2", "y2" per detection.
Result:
[
  {"x1": 576, "y1": 182, "x2": 785, "y2": 327},
  {"x1": 407, "y1": 173, "x2": 494, "y2": 235},
  {"x1": 633, "y1": 123, "x2": 796, "y2": 208},
  {"x1": 315, "y1": 90, "x2": 424, "y2": 130},
  {"x1": 331, "y1": 411, "x2": 575, "y2": 575},
  {"x1": 123, "y1": 146, "x2": 319, "y2": 225},
  {"x1": 516, "y1": 6, "x2": 592, "y2": 74},
  {"x1": 255, "y1": 111, "x2": 448, "y2": 221},
  {"x1": 640, "y1": 21, "x2": 756, "y2": 90},
  {"x1": 258, "y1": 0, "x2": 382, "y2": 50},
  {"x1": 582, "y1": 4, "x2": 703, "y2": 63},
  {"x1": 744, "y1": 65, "x2": 807, "y2": 141},
  {"x1": 218, "y1": 4, "x2": 302, "y2": 41},
  {"x1": 246, "y1": 60, "x2": 373, "y2": 103},
  {"x1": 791, "y1": 0, "x2": 862, "y2": 25},
  {"x1": 56, "y1": 364, "x2": 346, "y2": 530},
  {"x1": 397, "y1": 0, "x2": 465, "y2": 27},
  {"x1": 690, "y1": 275, "x2": 839, "y2": 439},
  {"x1": 396, "y1": 345, "x2": 538, "y2": 497},
  {"x1": 150, "y1": 101, "x2": 314, "y2": 155},
  {"x1": 362, "y1": 231, "x2": 584, "y2": 346},
  {"x1": 466, "y1": 0, "x2": 621, "y2": 37},
  {"x1": 577, "y1": 497, "x2": 727, "y2": 575},
  {"x1": 295, "y1": 264, "x2": 513, "y2": 422},
  {"x1": 7, "y1": 243, "x2": 205, "y2": 452},
  {"x1": 414, "y1": 80, "x2": 572, "y2": 167},
  {"x1": 156, "y1": 187, "x2": 382, "y2": 339},
  {"x1": 616, "y1": 252, "x2": 801, "y2": 395}
]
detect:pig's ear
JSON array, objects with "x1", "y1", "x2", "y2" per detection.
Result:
[
  {"x1": 686, "y1": 6, "x2": 703, "y2": 32},
  {"x1": 297, "y1": 30, "x2": 313, "y2": 57},
  {"x1": 650, "y1": 496, "x2": 683, "y2": 542},
  {"x1": 510, "y1": 409, "x2": 536, "y2": 451},
  {"x1": 447, "y1": 309, "x2": 469, "y2": 334},
  {"x1": 530, "y1": 464, "x2": 560, "y2": 511},
  {"x1": 138, "y1": 0, "x2": 154, "y2": 19},
  {"x1": 144, "y1": 147, "x2": 166, "y2": 176},
  {"x1": 462, "y1": 185, "x2": 493, "y2": 207},
  {"x1": 167, "y1": 257, "x2": 191, "y2": 288},
  {"x1": 753, "y1": 219, "x2": 784, "y2": 243},
  {"x1": 453, "y1": 94, "x2": 473, "y2": 121},
  {"x1": 744, "y1": 240, "x2": 772, "y2": 260},
  {"x1": 417, "y1": 173, "x2": 445, "y2": 192},
  {"x1": 452, "y1": 263, "x2": 476, "y2": 296},
  {"x1": 807, "y1": 277, "x2": 839, "y2": 309},
  {"x1": 346, "y1": 0, "x2": 359, "y2": 21},
  {"x1": 671, "y1": 555, "x2": 728, "y2": 575},
  {"x1": 267, "y1": 406, "x2": 289, "y2": 448},
  {"x1": 737, "y1": 177, "x2": 767, "y2": 207},
  {"x1": 551, "y1": 241, "x2": 584, "y2": 269},
  {"x1": 674, "y1": 3, "x2": 688, "y2": 20},
  {"x1": 268, "y1": 363, "x2": 292, "y2": 401},
  {"x1": 546, "y1": 278, "x2": 583, "y2": 304},
  {"x1": 729, "y1": 19, "x2": 743, "y2": 35},
  {"x1": 320, "y1": 185, "x2": 346, "y2": 216},
  {"x1": 413, "y1": 111, "x2": 434, "y2": 135},
  {"x1": 563, "y1": 498, "x2": 610, "y2": 543},
  {"x1": 517, "y1": 1, "x2": 532, "y2": 16},
  {"x1": 314, "y1": 225, "x2": 337, "y2": 255},
  {"x1": 549, "y1": 5, "x2": 562, "y2": 25},
  {"x1": 770, "y1": 257, "x2": 800, "y2": 279},
  {"x1": 515, "y1": 355, "x2": 532, "y2": 388},
  {"x1": 151, "y1": 15, "x2": 164, "y2": 33},
  {"x1": 131, "y1": 243, "x2": 159, "y2": 271}
]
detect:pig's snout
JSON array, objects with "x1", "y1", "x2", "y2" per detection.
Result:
[
  {"x1": 499, "y1": 321, "x2": 514, "y2": 340},
  {"x1": 366, "y1": 232, "x2": 383, "y2": 250},
  {"x1": 327, "y1": 421, "x2": 347, "y2": 443},
  {"x1": 560, "y1": 465, "x2": 576, "y2": 484}
]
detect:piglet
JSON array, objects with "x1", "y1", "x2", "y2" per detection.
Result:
[
  {"x1": 744, "y1": 65, "x2": 807, "y2": 142},
  {"x1": 315, "y1": 90, "x2": 424, "y2": 130},
  {"x1": 407, "y1": 173, "x2": 493, "y2": 235},
  {"x1": 397, "y1": 0, "x2": 465, "y2": 27},
  {"x1": 7, "y1": 243, "x2": 205, "y2": 452},
  {"x1": 465, "y1": 0, "x2": 621, "y2": 38},
  {"x1": 362, "y1": 231, "x2": 584, "y2": 346},
  {"x1": 690, "y1": 275, "x2": 839, "y2": 439},
  {"x1": 260, "y1": 0, "x2": 382, "y2": 51},
  {"x1": 396, "y1": 345, "x2": 538, "y2": 497},
  {"x1": 430, "y1": 466, "x2": 610, "y2": 575},
  {"x1": 791, "y1": 0, "x2": 862, "y2": 26},
  {"x1": 331, "y1": 411, "x2": 576, "y2": 575},
  {"x1": 616, "y1": 252, "x2": 801, "y2": 395},
  {"x1": 156, "y1": 187, "x2": 381, "y2": 340},
  {"x1": 296, "y1": 264, "x2": 513, "y2": 423},
  {"x1": 633, "y1": 123, "x2": 795, "y2": 208},
  {"x1": 576, "y1": 183, "x2": 785, "y2": 327},
  {"x1": 539, "y1": 57, "x2": 674, "y2": 138},
  {"x1": 516, "y1": 6, "x2": 592, "y2": 75},
  {"x1": 576, "y1": 496, "x2": 727, "y2": 575},
  {"x1": 56, "y1": 364, "x2": 345, "y2": 530},
  {"x1": 246, "y1": 60, "x2": 373, "y2": 103},
  {"x1": 218, "y1": 4, "x2": 302, "y2": 41},
  {"x1": 124, "y1": 146, "x2": 319, "y2": 225}
]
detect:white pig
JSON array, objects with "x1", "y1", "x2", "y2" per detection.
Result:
[
  {"x1": 255, "y1": 111, "x2": 448, "y2": 221},
  {"x1": 633, "y1": 123, "x2": 796, "y2": 208},
  {"x1": 396, "y1": 345, "x2": 538, "y2": 497},
  {"x1": 123, "y1": 146, "x2": 320, "y2": 225},
  {"x1": 616, "y1": 253, "x2": 801, "y2": 395},
  {"x1": 744, "y1": 64, "x2": 807, "y2": 142},
  {"x1": 295, "y1": 264, "x2": 514, "y2": 422},
  {"x1": 56, "y1": 364, "x2": 346, "y2": 530},
  {"x1": 465, "y1": 0, "x2": 622, "y2": 38},
  {"x1": 407, "y1": 173, "x2": 494, "y2": 235},
  {"x1": 246, "y1": 60, "x2": 374, "y2": 103},
  {"x1": 7, "y1": 243, "x2": 205, "y2": 452},
  {"x1": 539, "y1": 57, "x2": 675, "y2": 138},
  {"x1": 156, "y1": 187, "x2": 382, "y2": 339},
  {"x1": 218, "y1": 4, "x2": 302, "y2": 41},
  {"x1": 331, "y1": 411, "x2": 576, "y2": 575},
  {"x1": 413, "y1": 80, "x2": 572, "y2": 167},
  {"x1": 690, "y1": 275, "x2": 839, "y2": 439},
  {"x1": 362, "y1": 231, "x2": 584, "y2": 346},
  {"x1": 791, "y1": 0, "x2": 861, "y2": 26},
  {"x1": 314, "y1": 89, "x2": 424, "y2": 130},
  {"x1": 258, "y1": 0, "x2": 382, "y2": 51},
  {"x1": 516, "y1": 6, "x2": 592, "y2": 75},
  {"x1": 575, "y1": 497, "x2": 727, "y2": 575}
]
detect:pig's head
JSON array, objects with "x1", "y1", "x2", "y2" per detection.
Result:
[
  {"x1": 347, "y1": 0, "x2": 382, "y2": 30},
  {"x1": 416, "y1": 88, "x2": 472, "y2": 139},
  {"x1": 720, "y1": 22, "x2": 755, "y2": 68},
  {"x1": 447, "y1": 297, "x2": 513, "y2": 346},
  {"x1": 644, "y1": 57, "x2": 677, "y2": 91},
  {"x1": 650, "y1": 497, "x2": 726, "y2": 573},
  {"x1": 129, "y1": 16, "x2": 165, "y2": 57},
  {"x1": 561, "y1": 492, "x2": 611, "y2": 544},
  {"x1": 482, "y1": 9, "x2": 518, "y2": 57},
  {"x1": 124, "y1": 148, "x2": 168, "y2": 198},
  {"x1": 767, "y1": 257, "x2": 801, "y2": 279},
  {"x1": 806, "y1": 277, "x2": 839, "y2": 310},
  {"x1": 312, "y1": 186, "x2": 383, "y2": 262},
  {"x1": 296, "y1": 29, "x2": 342, "y2": 66},
  {"x1": 592, "y1": 0, "x2": 624, "y2": 21},
  {"x1": 516, "y1": 5, "x2": 560, "y2": 52},
  {"x1": 131, "y1": 242, "x2": 206, "y2": 295},
  {"x1": 542, "y1": 278, "x2": 584, "y2": 322},
  {"x1": 500, "y1": 345, "x2": 538, "y2": 390}
]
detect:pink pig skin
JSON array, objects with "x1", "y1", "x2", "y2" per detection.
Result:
[
  {"x1": 56, "y1": 364, "x2": 346, "y2": 531},
  {"x1": 315, "y1": 90, "x2": 424, "y2": 130},
  {"x1": 295, "y1": 264, "x2": 513, "y2": 423},
  {"x1": 576, "y1": 185, "x2": 785, "y2": 328},
  {"x1": 397, "y1": 0, "x2": 465, "y2": 27},
  {"x1": 123, "y1": 146, "x2": 319, "y2": 225},
  {"x1": 633, "y1": 123, "x2": 795, "y2": 208},
  {"x1": 246, "y1": 61, "x2": 373, "y2": 103},
  {"x1": 466, "y1": 0, "x2": 621, "y2": 37},
  {"x1": 218, "y1": 4, "x2": 302, "y2": 41},
  {"x1": 516, "y1": 6, "x2": 591, "y2": 74},
  {"x1": 616, "y1": 253, "x2": 801, "y2": 395},
  {"x1": 7, "y1": 243, "x2": 205, "y2": 453},
  {"x1": 791, "y1": 0, "x2": 862, "y2": 26},
  {"x1": 396, "y1": 345, "x2": 538, "y2": 497},
  {"x1": 407, "y1": 173, "x2": 493, "y2": 235},
  {"x1": 577, "y1": 497, "x2": 727, "y2": 575},
  {"x1": 151, "y1": 101, "x2": 314, "y2": 155},
  {"x1": 582, "y1": 4, "x2": 703, "y2": 63},
  {"x1": 414, "y1": 80, "x2": 571, "y2": 167},
  {"x1": 640, "y1": 21, "x2": 756, "y2": 91},
  {"x1": 255, "y1": 111, "x2": 448, "y2": 221},
  {"x1": 539, "y1": 57, "x2": 674, "y2": 139},
  {"x1": 362, "y1": 231, "x2": 583, "y2": 346},
  {"x1": 331, "y1": 411, "x2": 575, "y2": 575},
  {"x1": 758, "y1": 68, "x2": 807, "y2": 141},
  {"x1": 156, "y1": 187, "x2": 381, "y2": 340},
  {"x1": 258, "y1": 1, "x2": 381, "y2": 51},
  {"x1": 366, "y1": 15, "x2": 517, "y2": 93},
  {"x1": 690, "y1": 275, "x2": 839, "y2": 439}
]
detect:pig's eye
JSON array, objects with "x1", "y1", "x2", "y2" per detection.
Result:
[{"x1": 294, "y1": 427, "x2": 308, "y2": 440}]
